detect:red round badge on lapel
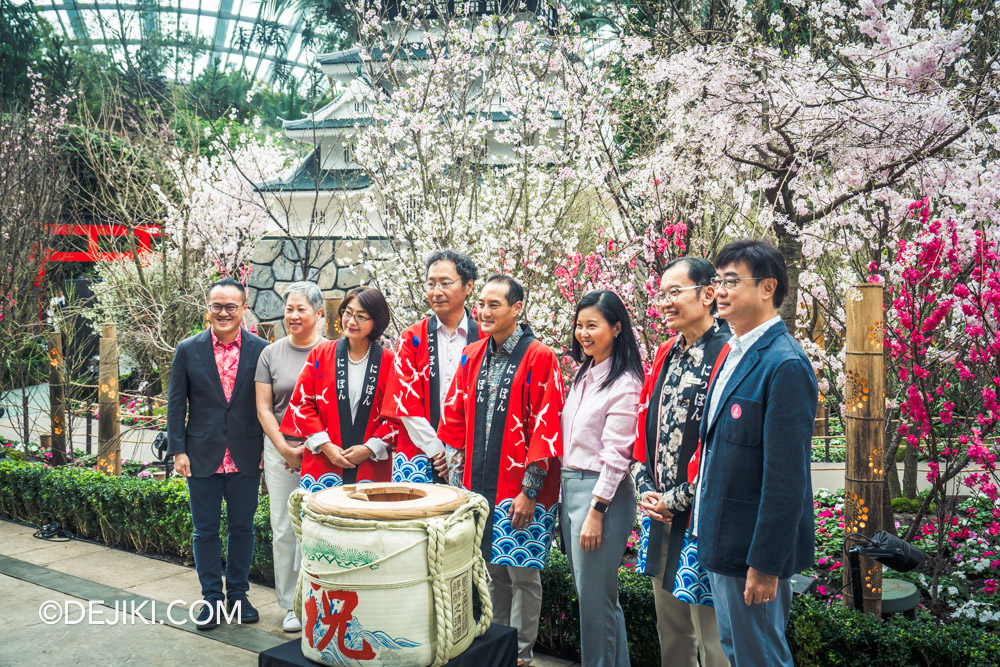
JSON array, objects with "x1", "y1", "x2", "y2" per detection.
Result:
[{"x1": 731, "y1": 404, "x2": 742, "y2": 419}]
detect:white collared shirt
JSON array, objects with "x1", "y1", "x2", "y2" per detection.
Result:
[
  {"x1": 399, "y1": 313, "x2": 470, "y2": 457},
  {"x1": 435, "y1": 313, "x2": 469, "y2": 407}
]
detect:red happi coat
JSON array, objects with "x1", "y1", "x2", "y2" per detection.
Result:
[
  {"x1": 437, "y1": 328, "x2": 564, "y2": 509},
  {"x1": 280, "y1": 338, "x2": 398, "y2": 491},
  {"x1": 383, "y1": 314, "x2": 482, "y2": 480}
]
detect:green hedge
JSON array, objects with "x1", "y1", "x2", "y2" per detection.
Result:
[
  {"x1": 788, "y1": 595, "x2": 1000, "y2": 666},
  {"x1": 2, "y1": 460, "x2": 999, "y2": 666},
  {"x1": 0, "y1": 459, "x2": 274, "y2": 582}
]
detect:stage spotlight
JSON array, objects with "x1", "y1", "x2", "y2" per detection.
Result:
[{"x1": 848, "y1": 530, "x2": 924, "y2": 611}]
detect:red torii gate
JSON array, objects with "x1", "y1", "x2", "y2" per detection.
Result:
[{"x1": 35, "y1": 223, "x2": 161, "y2": 284}]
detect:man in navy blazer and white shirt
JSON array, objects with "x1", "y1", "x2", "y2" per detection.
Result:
[
  {"x1": 167, "y1": 277, "x2": 268, "y2": 630},
  {"x1": 695, "y1": 240, "x2": 817, "y2": 667}
]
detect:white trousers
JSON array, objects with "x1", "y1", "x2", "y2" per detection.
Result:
[{"x1": 264, "y1": 438, "x2": 302, "y2": 610}]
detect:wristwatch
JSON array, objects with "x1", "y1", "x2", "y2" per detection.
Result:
[
  {"x1": 591, "y1": 499, "x2": 609, "y2": 514},
  {"x1": 521, "y1": 486, "x2": 538, "y2": 500}
]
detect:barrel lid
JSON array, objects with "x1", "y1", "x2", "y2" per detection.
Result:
[{"x1": 307, "y1": 482, "x2": 467, "y2": 520}]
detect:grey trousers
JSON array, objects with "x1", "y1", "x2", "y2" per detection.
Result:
[
  {"x1": 487, "y1": 562, "x2": 543, "y2": 662},
  {"x1": 560, "y1": 469, "x2": 633, "y2": 667},
  {"x1": 707, "y1": 570, "x2": 793, "y2": 667},
  {"x1": 650, "y1": 522, "x2": 728, "y2": 667}
]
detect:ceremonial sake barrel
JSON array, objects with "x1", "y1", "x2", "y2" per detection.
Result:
[{"x1": 288, "y1": 483, "x2": 493, "y2": 667}]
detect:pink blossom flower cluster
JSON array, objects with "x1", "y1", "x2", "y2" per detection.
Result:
[{"x1": 885, "y1": 198, "x2": 1000, "y2": 503}]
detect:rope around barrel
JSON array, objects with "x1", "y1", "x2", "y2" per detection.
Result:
[{"x1": 288, "y1": 488, "x2": 494, "y2": 667}]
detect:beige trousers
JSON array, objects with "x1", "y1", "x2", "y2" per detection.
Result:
[{"x1": 651, "y1": 522, "x2": 729, "y2": 667}]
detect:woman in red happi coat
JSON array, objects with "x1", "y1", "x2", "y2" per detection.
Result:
[{"x1": 280, "y1": 287, "x2": 398, "y2": 491}]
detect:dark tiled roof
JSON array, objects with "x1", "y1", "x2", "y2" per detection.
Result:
[
  {"x1": 256, "y1": 150, "x2": 371, "y2": 192},
  {"x1": 283, "y1": 116, "x2": 377, "y2": 131},
  {"x1": 283, "y1": 109, "x2": 562, "y2": 131},
  {"x1": 315, "y1": 46, "x2": 430, "y2": 66}
]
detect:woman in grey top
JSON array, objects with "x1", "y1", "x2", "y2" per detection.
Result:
[{"x1": 254, "y1": 281, "x2": 326, "y2": 633}]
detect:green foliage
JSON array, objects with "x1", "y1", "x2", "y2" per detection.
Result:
[
  {"x1": 186, "y1": 60, "x2": 254, "y2": 121},
  {"x1": 891, "y1": 495, "x2": 936, "y2": 514},
  {"x1": 62, "y1": 122, "x2": 175, "y2": 221},
  {"x1": 618, "y1": 564, "x2": 661, "y2": 666},
  {"x1": 536, "y1": 548, "x2": 660, "y2": 666},
  {"x1": 0, "y1": 460, "x2": 276, "y2": 583},
  {"x1": 0, "y1": 0, "x2": 42, "y2": 103},
  {"x1": 536, "y1": 548, "x2": 581, "y2": 659},
  {"x1": 788, "y1": 595, "x2": 1000, "y2": 667},
  {"x1": 0, "y1": 335, "x2": 48, "y2": 390}
]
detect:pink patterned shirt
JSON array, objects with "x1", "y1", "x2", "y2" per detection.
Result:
[{"x1": 211, "y1": 328, "x2": 242, "y2": 473}]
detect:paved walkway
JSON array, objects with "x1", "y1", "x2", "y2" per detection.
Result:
[{"x1": 0, "y1": 519, "x2": 578, "y2": 666}]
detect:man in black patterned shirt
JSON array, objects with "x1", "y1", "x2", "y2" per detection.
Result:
[{"x1": 635, "y1": 257, "x2": 730, "y2": 667}]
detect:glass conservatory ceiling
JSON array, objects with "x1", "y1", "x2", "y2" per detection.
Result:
[{"x1": 23, "y1": 0, "x2": 316, "y2": 84}]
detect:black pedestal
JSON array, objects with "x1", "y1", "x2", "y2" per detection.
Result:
[{"x1": 258, "y1": 623, "x2": 518, "y2": 667}]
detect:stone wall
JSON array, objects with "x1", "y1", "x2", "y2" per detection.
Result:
[{"x1": 248, "y1": 236, "x2": 390, "y2": 337}]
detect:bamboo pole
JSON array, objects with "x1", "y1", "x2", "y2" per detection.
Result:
[
  {"x1": 48, "y1": 332, "x2": 68, "y2": 466},
  {"x1": 843, "y1": 284, "x2": 886, "y2": 615},
  {"x1": 98, "y1": 323, "x2": 121, "y2": 476},
  {"x1": 324, "y1": 298, "x2": 343, "y2": 340}
]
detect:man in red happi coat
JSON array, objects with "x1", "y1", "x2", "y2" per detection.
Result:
[
  {"x1": 383, "y1": 250, "x2": 481, "y2": 484},
  {"x1": 437, "y1": 275, "x2": 564, "y2": 666}
]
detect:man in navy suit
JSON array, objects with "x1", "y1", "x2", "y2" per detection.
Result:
[
  {"x1": 695, "y1": 240, "x2": 817, "y2": 666},
  {"x1": 167, "y1": 277, "x2": 268, "y2": 630}
]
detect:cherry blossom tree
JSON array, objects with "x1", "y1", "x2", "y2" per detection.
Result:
[
  {"x1": 0, "y1": 71, "x2": 69, "y2": 444},
  {"x1": 78, "y1": 91, "x2": 291, "y2": 385},
  {"x1": 616, "y1": 0, "x2": 998, "y2": 322},
  {"x1": 344, "y1": 3, "x2": 619, "y2": 348},
  {"x1": 601, "y1": 1, "x2": 1000, "y2": 487},
  {"x1": 883, "y1": 197, "x2": 1000, "y2": 609}
]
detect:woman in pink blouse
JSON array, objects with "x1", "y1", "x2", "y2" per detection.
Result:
[{"x1": 560, "y1": 290, "x2": 644, "y2": 667}]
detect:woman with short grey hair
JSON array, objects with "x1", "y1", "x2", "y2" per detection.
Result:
[{"x1": 254, "y1": 281, "x2": 325, "y2": 633}]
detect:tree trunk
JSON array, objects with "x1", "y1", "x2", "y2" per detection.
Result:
[
  {"x1": 886, "y1": 456, "x2": 901, "y2": 498},
  {"x1": 902, "y1": 441, "x2": 919, "y2": 498},
  {"x1": 884, "y1": 427, "x2": 902, "y2": 498},
  {"x1": 159, "y1": 354, "x2": 172, "y2": 397},
  {"x1": 774, "y1": 224, "x2": 803, "y2": 332}
]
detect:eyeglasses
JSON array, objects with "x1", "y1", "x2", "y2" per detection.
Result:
[
  {"x1": 425, "y1": 279, "x2": 460, "y2": 292},
  {"x1": 209, "y1": 303, "x2": 241, "y2": 315},
  {"x1": 654, "y1": 285, "x2": 702, "y2": 305},
  {"x1": 711, "y1": 276, "x2": 764, "y2": 290},
  {"x1": 342, "y1": 309, "x2": 371, "y2": 324}
]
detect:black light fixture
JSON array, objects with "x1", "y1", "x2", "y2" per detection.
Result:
[
  {"x1": 848, "y1": 530, "x2": 924, "y2": 611},
  {"x1": 151, "y1": 431, "x2": 173, "y2": 476}
]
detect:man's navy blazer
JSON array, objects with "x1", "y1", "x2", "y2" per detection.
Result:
[
  {"x1": 696, "y1": 320, "x2": 817, "y2": 579},
  {"x1": 166, "y1": 328, "x2": 267, "y2": 477}
]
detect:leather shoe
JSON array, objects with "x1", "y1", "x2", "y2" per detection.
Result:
[
  {"x1": 227, "y1": 595, "x2": 259, "y2": 624},
  {"x1": 194, "y1": 600, "x2": 220, "y2": 630}
]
